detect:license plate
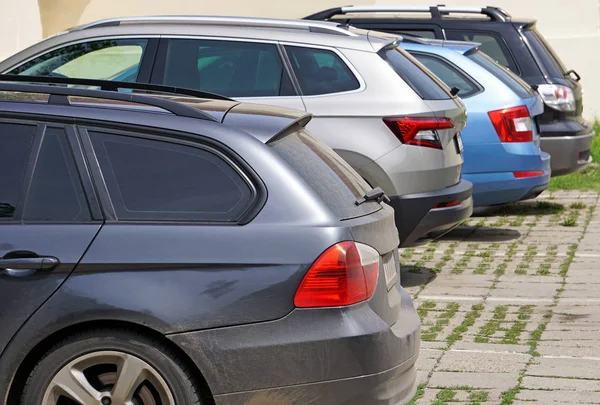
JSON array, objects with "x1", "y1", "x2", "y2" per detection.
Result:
[
  {"x1": 383, "y1": 254, "x2": 398, "y2": 288},
  {"x1": 455, "y1": 133, "x2": 464, "y2": 154}
]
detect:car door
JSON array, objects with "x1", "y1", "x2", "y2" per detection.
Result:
[
  {"x1": 70, "y1": 126, "x2": 298, "y2": 330},
  {"x1": 151, "y1": 37, "x2": 306, "y2": 111},
  {"x1": 0, "y1": 121, "x2": 102, "y2": 354}
]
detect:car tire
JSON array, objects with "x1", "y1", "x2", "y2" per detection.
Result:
[{"x1": 21, "y1": 328, "x2": 203, "y2": 405}]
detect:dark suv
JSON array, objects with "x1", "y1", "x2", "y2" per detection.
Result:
[
  {"x1": 0, "y1": 76, "x2": 419, "y2": 405},
  {"x1": 306, "y1": 5, "x2": 594, "y2": 176}
]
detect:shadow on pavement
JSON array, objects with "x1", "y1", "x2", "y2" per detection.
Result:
[
  {"x1": 437, "y1": 226, "x2": 521, "y2": 243},
  {"x1": 473, "y1": 200, "x2": 565, "y2": 217},
  {"x1": 401, "y1": 265, "x2": 437, "y2": 288}
]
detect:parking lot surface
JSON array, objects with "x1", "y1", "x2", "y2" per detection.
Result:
[{"x1": 402, "y1": 190, "x2": 600, "y2": 404}]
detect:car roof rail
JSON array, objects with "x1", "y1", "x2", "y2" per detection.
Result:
[
  {"x1": 0, "y1": 75, "x2": 229, "y2": 121},
  {"x1": 72, "y1": 15, "x2": 357, "y2": 36},
  {"x1": 305, "y1": 5, "x2": 512, "y2": 22}
]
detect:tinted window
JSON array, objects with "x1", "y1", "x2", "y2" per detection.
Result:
[
  {"x1": 11, "y1": 39, "x2": 147, "y2": 82},
  {"x1": 445, "y1": 31, "x2": 519, "y2": 73},
  {"x1": 90, "y1": 131, "x2": 253, "y2": 222},
  {"x1": 24, "y1": 128, "x2": 90, "y2": 221},
  {"x1": 399, "y1": 30, "x2": 437, "y2": 39},
  {"x1": 379, "y1": 45, "x2": 452, "y2": 100},
  {"x1": 0, "y1": 123, "x2": 37, "y2": 219},
  {"x1": 163, "y1": 39, "x2": 294, "y2": 97},
  {"x1": 468, "y1": 51, "x2": 534, "y2": 99},
  {"x1": 523, "y1": 29, "x2": 566, "y2": 77},
  {"x1": 411, "y1": 53, "x2": 480, "y2": 98},
  {"x1": 285, "y1": 46, "x2": 360, "y2": 96},
  {"x1": 269, "y1": 129, "x2": 380, "y2": 220}
]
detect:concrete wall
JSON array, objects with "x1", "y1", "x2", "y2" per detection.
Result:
[{"x1": 1, "y1": 0, "x2": 599, "y2": 118}]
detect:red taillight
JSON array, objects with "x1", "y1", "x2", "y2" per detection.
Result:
[
  {"x1": 513, "y1": 171, "x2": 544, "y2": 178},
  {"x1": 433, "y1": 200, "x2": 462, "y2": 209},
  {"x1": 488, "y1": 105, "x2": 533, "y2": 143},
  {"x1": 294, "y1": 241, "x2": 379, "y2": 308},
  {"x1": 383, "y1": 117, "x2": 453, "y2": 150}
]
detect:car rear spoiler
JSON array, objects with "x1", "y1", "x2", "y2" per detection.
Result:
[{"x1": 221, "y1": 103, "x2": 313, "y2": 144}]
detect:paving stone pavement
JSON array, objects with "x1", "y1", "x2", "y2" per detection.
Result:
[{"x1": 401, "y1": 191, "x2": 600, "y2": 404}]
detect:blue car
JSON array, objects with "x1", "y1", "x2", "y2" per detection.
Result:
[{"x1": 401, "y1": 38, "x2": 551, "y2": 206}]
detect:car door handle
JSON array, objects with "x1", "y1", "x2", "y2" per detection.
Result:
[{"x1": 0, "y1": 257, "x2": 60, "y2": 276}]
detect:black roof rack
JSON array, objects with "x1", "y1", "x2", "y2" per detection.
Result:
[
  {"x1": 305, "y1": 5, "x2": 512, "y2": 23},
  {"x1": 0, "y1": 75, "x2": 239, "y2": 121}
]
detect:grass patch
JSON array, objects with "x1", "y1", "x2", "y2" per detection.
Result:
[
  {"x1": 549, "y1": 121, "x2": 600, "y2": 191},
  {"x1": 448, "y1": 304, "x2": 484, "y2": 344},
  {"x1": 550, "y1": 166, "x2": 600, "y2": 191},
  {"x1": 469, "y1": 391, "x2": 489, "y2": 402},
  {"x1": 494, "y1": 201, "x2": 564, "y2": 217},
  {"x1": 570, "y1": 202, "x2": 587, "y2": 209},
  {"x1": 407, "y1": 383, "x2": 426, "y2": 405},
  {"x1": 502, "y1": 321, "x2": 526, "y2": 344},
  {"x1": 500, "y1": 387, "x2": 519, "y2": 405},
  {"x1": 436, "y1": 389, "x2": 456, "y2": 401},
  {"x1": 494, "y1": 263, "x2": 507, "y2": 276},
  {"x1": 528, "y1": 323, "x2": 547, "y2": 356},
  {"x1": 560, "y1": 244, "x2": 578, "y2": 277},
  {"x1": 418, "y1": 301, "x2": 436, "y2": 318}
]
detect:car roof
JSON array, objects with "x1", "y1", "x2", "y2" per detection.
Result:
[
  {"x1": 54, "y1": 16, "x2": 397, "y2": 53},
  {"x1": 0, "y1": 77, "x2": 312, "y2": 144}
]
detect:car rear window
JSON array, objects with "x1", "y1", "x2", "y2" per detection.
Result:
[
  {"x1": 468, "y1": 51, "x2": 535, "y2": 99},
  {"x1": 269, "y1": 129, "x2": 381, "y2": 220},
  {"x1": 378, "y1": 44, "x2": 453, "y2": 100},
  {"x1": 523, "y1": 29, "x2": 567, "y2": 78},
  {"x1": 410, "y1": 52, "x2": 481, "y2": 98}
]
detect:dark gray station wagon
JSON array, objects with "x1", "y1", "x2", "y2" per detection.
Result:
[{"x1": 0, "y1": 76, "x2": 420, "y2": 405}]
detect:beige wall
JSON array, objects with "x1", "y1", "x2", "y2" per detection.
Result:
[{"x1": 2, "y1": 0, "x2": 600, "y2": 118}]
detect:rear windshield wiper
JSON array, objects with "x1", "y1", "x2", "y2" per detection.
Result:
[{"x1": 355, "y1": 187, "x2": 390, "y2": 205}]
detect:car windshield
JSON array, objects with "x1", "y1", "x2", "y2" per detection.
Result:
[{"x1": 468, "y1": 51, "x2": 535, "y2": 99}]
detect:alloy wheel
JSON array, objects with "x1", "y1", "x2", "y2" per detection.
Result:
[{"x1": 42, "y1": 350, "x2": 175, "y2": 405}]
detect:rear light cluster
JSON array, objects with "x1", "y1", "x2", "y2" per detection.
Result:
[
  {"x1": 537, "y1": 84, "x2": 576, "y2": 112},
  {"x1": 383, "y1": 117, "x2": 454, "y2": 150},
  {"x1": 294, "y1": 241, "x2": 379, "y2": 308},
  {"x1": 488, "y1": 105, "x2": 533, "y2": 143}
]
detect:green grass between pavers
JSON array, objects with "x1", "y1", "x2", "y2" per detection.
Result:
[
  {"x1": 407, "y1": 383, "x2": 426, "y2": 405},
  {"x1": 549, "y1": 120, "x2": 600, "y2": 191}
]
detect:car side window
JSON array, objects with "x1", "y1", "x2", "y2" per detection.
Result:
[
  {"x1": 410, "y1": 53, "x2": 481, "y2": 98},
  {"x1": 284, "y1": 46, "x2": 360, "y2": 96},
  {"x1": 444, "y1": 30, "x2": 519, "y2": 74},
  {"x1": 0, "y1": 123, "x2": 37, "y2": 219},
  {"x1": 10, "y1": 39, "x2": 148, "y2": 82},
  {"x1": 163, "y1": 39, "x2": 294, "y2": 97},
  {"x1": 89, "y1": 131, "x2": 253, "y2": 222},
  {"x1": 24, "y1": 127, "x2": 91, "y2": 222}
]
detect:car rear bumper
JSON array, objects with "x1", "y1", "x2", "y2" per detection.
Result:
[
  {"x1": 539, "y1": 128, "x2": 594, "y2": 177},
  {"x1": 168, "y1": 288, "x2": 420, "y2": 405},
  {"x1": 388, "y1": 179, "x2": 473, "y2": 247},
  {"x1": 464, "y1": 152, "x2": 551, "y2": 206}
]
